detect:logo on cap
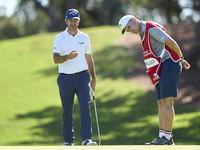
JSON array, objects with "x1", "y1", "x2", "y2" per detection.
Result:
[
  {"x1": 66, "y1": 9, "x2": 80, "y2": 20},
  {"x1": 69, "y1": 10, "x2": 78, "y2": 16}
]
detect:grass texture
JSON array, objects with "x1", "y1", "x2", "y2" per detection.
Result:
[{"x1": 0, "y1": 26, "x2": 199, "y2": 146}]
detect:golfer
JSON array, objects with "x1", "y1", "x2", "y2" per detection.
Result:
[
  {"x1": 118, "y1": 15, "x2": 190, "y2": 145},
  {"x1": 53, "y1": 9, "x2": 97, "y2": 146}
]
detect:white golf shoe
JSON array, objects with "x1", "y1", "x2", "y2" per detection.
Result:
[{"x1": 82, "y1": 139, "x2": 97, "y2": 146}]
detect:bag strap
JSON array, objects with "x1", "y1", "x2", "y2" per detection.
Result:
[{"x1": 160, "y1": 49, "x2": 165, "y2": 59}]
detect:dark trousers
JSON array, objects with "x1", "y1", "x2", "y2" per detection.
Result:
[
  {"x1": 57, "y1": 71, "x2": 92, "y2": 143},
  {"x1": 156, "y1": 59, "x2": 182, "y2": 100}
]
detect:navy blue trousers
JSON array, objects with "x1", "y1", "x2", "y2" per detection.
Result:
[
  {"x1": 155, "y1": 59, "x2": 182, "y2": 100},
  {"x1": 57, "y1": 71, "x2": 92, "y2": 143}
]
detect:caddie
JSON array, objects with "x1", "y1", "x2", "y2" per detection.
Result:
[{"x1": 118, "y1": 15, "x2": 190, "y2": 145}]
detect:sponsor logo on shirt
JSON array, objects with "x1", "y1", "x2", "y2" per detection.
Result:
[{"x1": 78, "y1": 42, "x2": 84, "y2": 44}]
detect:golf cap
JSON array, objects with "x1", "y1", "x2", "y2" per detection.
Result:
[
  {"x1": 65, "y1": 9, "x2": 80, "y2": 20},
  {"x1": 118, "y1": 15, "x2": 134, "y2": 34}
]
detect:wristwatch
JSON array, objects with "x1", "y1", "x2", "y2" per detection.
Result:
[{"x1": 181, "y1": 56, "x2": 184, "y2": 62}]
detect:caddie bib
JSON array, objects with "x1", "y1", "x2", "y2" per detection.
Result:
[{"x1": 140, "y1": 22, "x2": 181, "y2": 85}]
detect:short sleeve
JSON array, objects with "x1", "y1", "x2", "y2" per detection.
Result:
[
  {"x1": 85, "y1": 36, "x2": 91, "y2": 54},
  {"x1": 53, "y1": 35, "x2": 61, "y2": 53},
  {"x1": 149, "y1": 28, "x2": 170, "y2": 44}
]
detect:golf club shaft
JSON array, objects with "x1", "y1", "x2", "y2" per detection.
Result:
[{"x1": 92, "y1": 88, "x2": 101, "y2": 145}]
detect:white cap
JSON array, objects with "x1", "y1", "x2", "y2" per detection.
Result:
[{"x1": 118, "y1": 15, "x2": 134, "y2": 34}]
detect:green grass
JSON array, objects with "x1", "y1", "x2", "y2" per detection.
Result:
[{"x1": 0, "y1": 25, "x2": 199, "y2": 146}]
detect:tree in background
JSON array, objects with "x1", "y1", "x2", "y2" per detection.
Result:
[
  {"x1": 0, "y1": 16, "x2": 23, "y2": 39},
  {"x1": 0, "y1": 0, "x2": 200, "y2": 40}
]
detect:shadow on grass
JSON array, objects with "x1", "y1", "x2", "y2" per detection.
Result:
[
  {"x1": 93, "y1": 46, "x2": 135, "y2": 79},
  {"x1": 172, "y1": 103, "x2": 200, "y2": 144},
  {"x1": 12, "y1": 89, "x2": 200, "y2": 145},
  {"x1": 27, "y1": 45, "x2": 200, "y2": 145},
  {"x1": 36, "y1": 66, "x2": 58, "y2": 77},
  {"x1": 25, "y1": 46, "x2": 200, "y2": 145},
  {"x1": 12, "y1": 90, "x2": 156, "y2": 145}
]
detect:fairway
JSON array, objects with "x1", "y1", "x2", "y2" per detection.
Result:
[{"x1": 1, "y1": 146, "x2": 200, "y2": 150}]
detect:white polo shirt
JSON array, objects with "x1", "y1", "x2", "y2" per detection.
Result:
[{"x1": 53, "y1": 29, "x2": 91, "y2": 74}]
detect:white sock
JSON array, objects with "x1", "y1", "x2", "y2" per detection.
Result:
[
  {"x1": 164, "y1": 130, "x2": 171, "y2": 140},
  {"x1": 159, "y1": 129, "x2": 164, "y2": 138}
]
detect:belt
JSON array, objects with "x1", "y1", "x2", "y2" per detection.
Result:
[
  {"x1": 72, "y1": 70, "x2": 86, "y2": 75},
  {"x1": 60, "y1": 70, "x2": 87, "y2": 75}
]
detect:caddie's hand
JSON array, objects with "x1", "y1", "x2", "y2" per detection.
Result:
[
  {"x1": 68, "y1": 50, "x2": 78, "y2": 59},
  {"x1": 181, "y1": 59, "x2": 191, "y2": 70}
]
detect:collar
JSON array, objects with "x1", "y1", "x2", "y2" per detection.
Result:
[
  {"x1": 141, "y1": 21, "x2": 146, "y2": 33},
  {"x1": 64, "y1": 28, "x2": 81, "y2": 36}
]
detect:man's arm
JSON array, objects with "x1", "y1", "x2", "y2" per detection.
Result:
[
  {"x1": 165, "y1": 37, "x2": 191, "y2": 70},
  {"x1": 85, "y1": 53, "x2": 96, "y2": 91},
  {"x1": 53, "y1": 51, "x2": 78, "y2": 64}
]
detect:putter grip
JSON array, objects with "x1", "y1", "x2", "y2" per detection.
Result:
[{"x1": 92, "y1": 88, "x2": 95, "y2": 100}]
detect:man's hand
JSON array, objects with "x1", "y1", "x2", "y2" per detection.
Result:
[
  {"x1": 90, "y1": 78, "x2": 96, "y2": 91},
  {"x1": 68, "y1": 50, "x2": 78, "y2": 59},
  {"x1": 53, "y1": 51, "x2": 78, "y2": 64}
]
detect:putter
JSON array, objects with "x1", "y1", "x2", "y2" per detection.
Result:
[{"x1": 92, "y1": 88, "x2": 101, "y2": 145}]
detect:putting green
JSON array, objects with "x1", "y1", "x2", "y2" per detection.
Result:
[{"x1": 0, "y1": 146, "x2": 200, "y2": 150}]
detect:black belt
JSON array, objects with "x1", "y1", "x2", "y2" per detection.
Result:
[
  {"x1": 72, "y1": 70, "x2": 87, "y2": 75},
  {"x1": 60, "y1": 70, "x2": 87, "y2": 75}
]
